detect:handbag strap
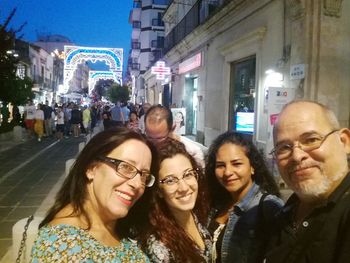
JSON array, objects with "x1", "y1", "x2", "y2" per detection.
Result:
[{"x1": 16, "y1": 215, "x2": 34, "y2": 263}]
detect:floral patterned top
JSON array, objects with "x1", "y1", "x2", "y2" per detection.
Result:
[
  {"x1": 30, "y1": 224, "x2": 150, "y2": 263},
  {"x1": 146, "y1": 215, "x2": 213, "y2": 262}
]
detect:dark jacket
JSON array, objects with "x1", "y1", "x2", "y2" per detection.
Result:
[{"x1": 263, "y1": 172, "x2": 350, "y2": 263}]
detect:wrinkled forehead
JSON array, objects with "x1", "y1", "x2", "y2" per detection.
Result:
[{"x1": 274, "y1": 103, "x2": 332, "y2": 140}]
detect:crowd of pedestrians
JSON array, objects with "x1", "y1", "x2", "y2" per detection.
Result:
[{"x1": 14, "y1": 98, "x2": 350, "y2": 262}]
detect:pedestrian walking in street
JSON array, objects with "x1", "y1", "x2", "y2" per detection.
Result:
[
  {"x1": 82, "y1": 105, "x2": 91, "y2": 135},
  {"x1": 43, "y1": 100, "x2": 53, "y2": 137},
  {"x1": 127, "y1": 111, "x2": 141, "y2": 133},
  {"x1": 55, "y1": 106, "x2": 64, "y2": 140},
  {"x1": 136, "y1": 138, "x2": 212, "y2": 262},
  {"x1": 70, "y1": 104, "x2": 82, "y2": 137},
  {"x1": 34, "y1": 103, "x2": 44, "y2": 142},
  {"x1": 102, "y1": 105, "x2": 113, "y2": 130},
  {"x1": 24, "y1": 99, "x2": 36, "y2": 139},
  {"x1": 30, "y1": 127, "x2": 158, "y2": 262},
  {"x1": 110, "y1": 101, "x2": 124, "y2": 127},
  {"x1": 263, "y1": 100, "x2": 350, "y2": 263},
  {"x1": 206, "y1": 131, "x2": 283, "y2": 263}
]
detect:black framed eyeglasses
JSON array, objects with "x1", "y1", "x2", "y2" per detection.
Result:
[
  {"x1": 98, "y1": 156, "x2": 155, "y2": 187},
  {"x1": 159, "y1": 168, "x2": 199, "y2": 187},
  {"x1": 270, "y1": 129, "x2": 339, "y2": 160}
]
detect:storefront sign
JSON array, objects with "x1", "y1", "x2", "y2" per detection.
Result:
[
  {"x1": 178, "y1": 53, "x2": 201, "y2": 74},
  {"x1": 266, "y1": 87, "x2": 295, "y2": 154},
  {"x1": 151, "y1": 61, "x2": 171, "y2": 80}
]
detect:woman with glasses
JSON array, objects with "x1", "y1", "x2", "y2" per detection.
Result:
[
  {"x1": 31, "y1": 127, "x2": 157, "y2": 262},
  {"x1": 206, "y1": 131, "x2": 284, "y2": 263},
  {"x1": 136, "y1": 138, "x2": 212, "y2": 262}
]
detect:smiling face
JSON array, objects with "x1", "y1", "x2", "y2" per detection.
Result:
[
  {"x1": 274, "y1": 102, "x2": 350, "y2": 201},
  {"x1": 175, "y1": 112, "x2": 183, "y2": 124},
  {"x1": 215, "y1": 143, "x2": 254, "y2": 201},
  {"x1": 158, "y1": 154, "x2": 198, "y2": 216},
  {"x1": 86, "y1": 139, "x2": 152, "y2": 222}
]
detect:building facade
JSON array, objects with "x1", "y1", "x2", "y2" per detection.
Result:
[
  {"x1": 128, "y1": 0, "x2": 169, "y2": 103},
  {"x1": 143, "y1": 0, "x2": 350, "y2": 158}
]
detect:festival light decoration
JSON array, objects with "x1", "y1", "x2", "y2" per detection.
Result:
[
  {"x1": 88, "y1": 70, "x2": 122, "y2": 94},
  {"x1": 64, "y1": 45, "x2": 123, "y2": 94}
]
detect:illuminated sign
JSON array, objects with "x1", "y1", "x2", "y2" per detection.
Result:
[
  {"x1": 151, "y1": 61, "x2": 171, "y2": 80},
  {"x1": 178, "y1": 52, "x2": 201, "y2": 74}
]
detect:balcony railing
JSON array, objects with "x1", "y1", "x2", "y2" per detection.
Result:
[
  {"x1": 153, "y1": 0, "x2": 169, "y2": 5},
  {"x1": 164, "y1": 0, "x2": 226, "y2": 53},
  {"x1": 133, "y1": 0, "x2": 141, "y2": 8},
  {"x1": 131, "y1": 41, "x2": 141, "y2": 49},
  {"x1": 131, "y1": 63, "x2": 140, "y2": 71},
  {"x1": 151, "y1": 39, "x2": 164, "y2": 49},
  {"x1": 152, "y1": 18, "x2": 165, "y2": 27},
  {"x1": 132, "y1": 21, "x2": 141, "y2": 29}
]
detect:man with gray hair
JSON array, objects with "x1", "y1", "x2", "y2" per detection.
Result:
[{"x1": 263, "y1": 100, "x2": 350, "y2": 262}]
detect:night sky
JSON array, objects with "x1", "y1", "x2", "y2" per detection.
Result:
[{"x1": 1, "y1": 0, "x2": 133, "y2": 72}]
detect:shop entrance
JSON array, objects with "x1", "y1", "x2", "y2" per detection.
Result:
[
  {"x1": 184, "y1": 76, "x2": 198, "y2": 135},
  {"x1": 229, "y1": 56, "x2": 256, "y2": 139}
]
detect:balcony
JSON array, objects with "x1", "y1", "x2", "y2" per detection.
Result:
[
  {"x1": 131, "y1": 63, "x2": 140, "y2": 71},
  {"x1": 150, "y1": 50, "x2": 162, "y2": 65},
  {"x1": 153, "y1": 0, "x2": 169, "y2": 6},
  {"x1": 131, "y1": 41, "x2": 141, "y2": 49},
  {"x1": 132, "y1": 21, "x2": 141, "y2": 29},
  {"x1": 130, "y1": 8, "x2": 141, "y2": 21},
  {"x1": 152, "y1": 19, "x2": 165, "y2": 28},
  {"x1": 164, "y1": 0, "x2": 226, "y2": 53},
  {"x1": 151, "y1": 39, "x2": 164, "y2": 49},
  {"x1": 133, "y1": 0, "x2": 141, "y2": 8}
]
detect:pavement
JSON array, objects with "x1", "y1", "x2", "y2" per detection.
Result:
[{"x1": 0, "y1": 132, "x2": 86, "y2": 262}]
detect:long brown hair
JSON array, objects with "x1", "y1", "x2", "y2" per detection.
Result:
[
  {"x1": 137, "y1": 138, "x2": 209, "y2": 262},
  {"x1": 39, "y1": 127, "x2": 158, "y2": 238}
]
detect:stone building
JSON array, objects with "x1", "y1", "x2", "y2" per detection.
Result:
[{"x1": 143, "y1": 0, "x2": 350, "y2": 157}]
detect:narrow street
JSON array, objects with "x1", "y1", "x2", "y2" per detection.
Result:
[{"x1": 0, "y1": 136, "x2": 84, "y2": 259}]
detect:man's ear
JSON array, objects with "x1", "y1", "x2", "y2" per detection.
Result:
[{"x1": 339, "y1": 128, "x2": 350, "y2": 154}]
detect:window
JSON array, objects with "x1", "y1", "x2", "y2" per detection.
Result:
[{"x1": 229, "y1": 57, "x2": 256, "y2": 134}]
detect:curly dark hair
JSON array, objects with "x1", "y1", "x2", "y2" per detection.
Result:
[
  {"x1": 206, "y1": 131, "x2": 280, "y2": 212},
  {"x1": 39, "y1": 127, "x2": 158, "y2": 238},
  {"x1": 137, "y1": 138, "x2": 209, "y2": 262}
]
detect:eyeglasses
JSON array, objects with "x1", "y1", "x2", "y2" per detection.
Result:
[
  {"x1": 270, "y1": 130, "x2": 339, "y2": 160},
  {"x1": 98, "y1": 156, "x2": 155, "y2": 187},
  {"x1": 159, "y1": 168, "x2": 199, "y2": 191},
  {"x1": 145, "y1": 132, "x2": 169, "y2": 143}
]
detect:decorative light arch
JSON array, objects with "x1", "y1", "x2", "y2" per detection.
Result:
[
  {"x1": 88, "y1": 70, "x2": 122, "y2": 94},
  {"x1": 64, "y1": 45, "x2": 123, "y2": 93}
]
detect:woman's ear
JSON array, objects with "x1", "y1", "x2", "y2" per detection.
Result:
[
  {"x1": 86, "y1": 167, "x2": 96, "y2": 181},
  {"x1": 251, "y1": 167, "x2": 255, "y2": 175}
]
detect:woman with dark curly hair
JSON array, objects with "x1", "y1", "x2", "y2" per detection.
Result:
[
  {"x1": 137, "y1": 138, "x2": 212, "y2": 262},
  {"x1": 206, "y1": 131, "x2": 284, "y2": 263}
]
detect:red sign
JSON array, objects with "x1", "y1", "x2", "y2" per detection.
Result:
[
  {"x1": 151, "y1": 61, "x2": 171, "y2": 80},
  {"x1": 179, "y1": 52, "x2": 201, "y2": 74}
]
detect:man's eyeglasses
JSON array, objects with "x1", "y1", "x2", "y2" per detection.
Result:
[
  {"x1": 98, "y1": 156, "x2": 155, "y2": 187},
  {"x1": 270, "y1": 130, "x2": 339, "y2": 160},
  {"x1": 159, "y1": 168, "x2": 199, "y2": 191},
  {"x1": 145, "y1": 132, "x2": 170, "y2": 143}
]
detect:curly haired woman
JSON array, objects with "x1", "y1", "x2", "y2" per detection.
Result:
[{"x1": 136, "y1": 138, "x2": 212, "y2": 262}]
